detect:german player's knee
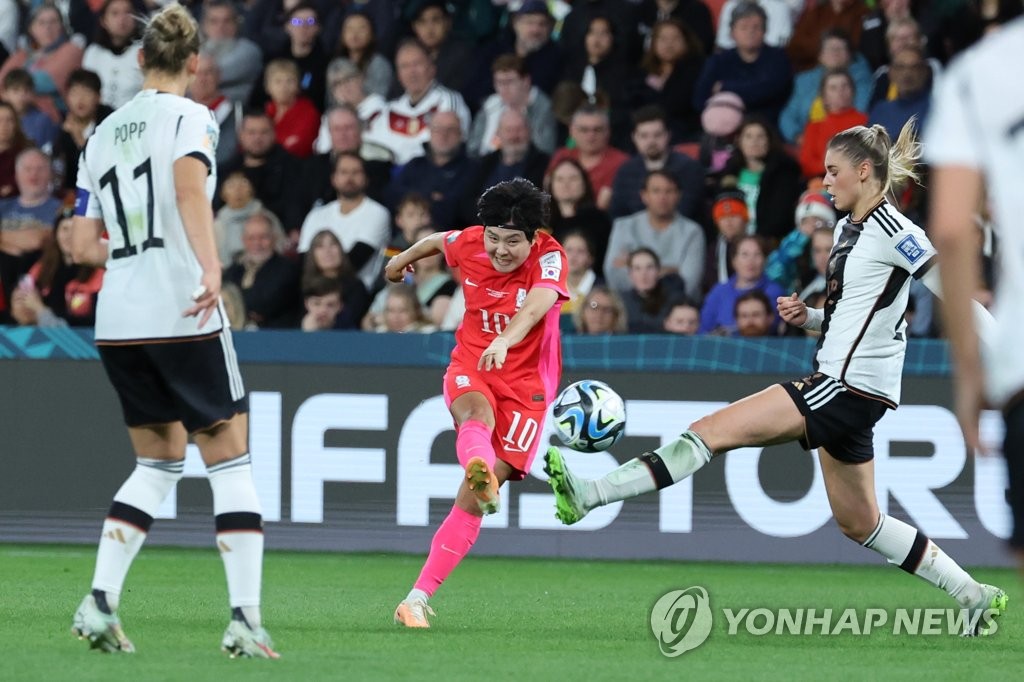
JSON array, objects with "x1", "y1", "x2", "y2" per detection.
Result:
[
  {"x1": 688, "y1": 415, "x2": 711, "y2": 435},
  {"x1": 834, "y1": 511, "x2": 877, "y2": 543},
  {"x1": 688, "y1": 416, "x2": 720, "y2": 450}
]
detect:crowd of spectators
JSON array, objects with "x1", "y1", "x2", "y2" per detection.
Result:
[{"x1": 0, "y1": 0, "x2": 1014, "y2": 337}]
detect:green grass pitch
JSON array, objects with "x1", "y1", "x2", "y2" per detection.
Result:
[{"x1": 1, "y1": 544, "x2": 1021, "y2": 681}]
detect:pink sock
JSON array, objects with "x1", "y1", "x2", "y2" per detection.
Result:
[
  {"x1": 413, "y1": 506, "x2": 482, "y2": 596},
  {"x1": 455, "y1": 419, "x2": 496, "y2": 469}
]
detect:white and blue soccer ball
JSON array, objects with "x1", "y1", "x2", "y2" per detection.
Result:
[{"x1": 551, "y1": 379, "x2": 626, "y2": 453}]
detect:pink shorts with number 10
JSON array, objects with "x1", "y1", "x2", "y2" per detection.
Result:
[{"x1": 443, "y1": 362, "x2": 551, "y2": 480}]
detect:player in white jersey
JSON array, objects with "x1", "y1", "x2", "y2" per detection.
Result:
[
  {"x1": 68, "y1": 4, "x2": 277, "y2": 658},
  {"x1": 544, "y1": 120, "x2": 1007, "y2": 635},
  {"x1": 928, "y1": 17, "x2": 1024, "y2": 571}
]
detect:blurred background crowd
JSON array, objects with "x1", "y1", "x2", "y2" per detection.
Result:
[{"x1": 0, "y1": 0, "x2": 1012, "y2": 337}]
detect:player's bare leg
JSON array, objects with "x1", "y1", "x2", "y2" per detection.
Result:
[
  {"x1": 193, "y1": 413, "x2": 278, "y2": 658},
  {"x1": 396, "y1": 459, "x2": 514, "y2": 628},
  {"x1": 821, "y1": 448, "x2": 1007, "y2": 635},
  {"x1": 74, "y1": 422, "x2": 188, "y2": 653},
  {"x1": 547, "y1": 385, "x2": 804, "y2": 524}
]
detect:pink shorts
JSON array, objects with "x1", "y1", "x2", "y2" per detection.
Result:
[{"x1": 443, "y1": 363, "x2": 549, "y2": 480}]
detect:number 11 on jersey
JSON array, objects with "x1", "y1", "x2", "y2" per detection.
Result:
[{"x1": 100, "y1": 158, "x2": 163, "y2": 259}]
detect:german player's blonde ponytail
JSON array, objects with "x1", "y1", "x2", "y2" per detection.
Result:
[{"x1": 828, "y1": 118, "x2": 922, "y2": 195}]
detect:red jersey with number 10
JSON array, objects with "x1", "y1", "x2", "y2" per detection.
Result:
[{"x1": 444, "y1": 226, "x2": 568, "y2": 401}]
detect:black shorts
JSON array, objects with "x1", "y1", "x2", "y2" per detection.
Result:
[
  {"x1": 98, "y1": 333, "x2": 248, "y2": 433},
  {"x1": 780, "y1": 373, "x2": 888, "y2": 464},
  {"x1": 1004, "y1": 398, "x2": 1024, "y2": 549}
]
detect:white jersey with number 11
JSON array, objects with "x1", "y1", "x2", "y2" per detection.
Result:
[{"x1": 75, "y1": 89, "x2": 221, "y2": 342}]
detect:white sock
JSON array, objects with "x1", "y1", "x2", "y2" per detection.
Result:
[
  {"x1": 590, "y1": 432, "x2": 713, "y2": 508},
  {"x1": 863, "y1": 514, "x2": 983, "y2": 608},
  {"x1": 406, "y1": 588, "x2": 429, "y2": 604},
  {"x1": 208, "y1": 454, "x2": 264, "y2": 627},
  {"x1": 91, "y1": 458, "x2": 184, "y2": 612}
]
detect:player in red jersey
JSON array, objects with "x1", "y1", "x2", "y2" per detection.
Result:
[{"x1": 385, "y1": 179, "x2": 568, "y2": 628}]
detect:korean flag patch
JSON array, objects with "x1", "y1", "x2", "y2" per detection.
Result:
[
  {"x1": 540, "y1": 251, "x2": 562, "y2": 281},
  {"x1": 895, "y1": 234, "x2": 926, "y2": 264}
]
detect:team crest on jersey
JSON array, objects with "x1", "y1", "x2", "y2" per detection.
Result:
[
  {"x1": 540, "y1": 251, "x2": 562, "y2": 281},
  {"x1": 515, "y1": 288, "x2": 527, "y2": 310},
  {"x1": 896, "y1": 234, "x2": 926, "y2": 264},
  {"x1": 455, "y1": 375, "x2": 470, "y2": 388}
]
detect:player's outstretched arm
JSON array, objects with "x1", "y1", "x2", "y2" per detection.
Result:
[
  {"x1": 175, "y1": 156, "x2": 222, "y2": 328},
  {"x1": 929, "y1": 165, "x2": 988, "y2": 454},
  {"x1": 479, "y1": 287, "x2": 559, "y2": 371},
  {"x1": 70, "y1": 216, "x2": 108, "y2": 267},
  {"x1": 384, "y1": 231, "x2": 447, "y2": 282}
]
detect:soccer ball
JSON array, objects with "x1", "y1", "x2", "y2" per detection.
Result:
[{"x1": 551, "y1": 380, "x2": 626, "y2": 452}]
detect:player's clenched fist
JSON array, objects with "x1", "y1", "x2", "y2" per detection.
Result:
[
  {"x1": 777, "y1": 292, "x2": 808, "y2": 327},
  {"x1": 385, "y1": 256, "x2": 411, "y2": 283}
]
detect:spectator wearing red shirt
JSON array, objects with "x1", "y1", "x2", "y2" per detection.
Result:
[
  {"x1": 546, "y1": 104, "x2": 628, "y2": 211},
  {"x1": 799, "y1": 69, "x2": 868, "y2": 178},
  {"x1": 264, "y1": 58, "x2": 319, "y2": 158}
]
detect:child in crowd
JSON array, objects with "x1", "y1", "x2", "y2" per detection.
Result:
[
  {"x1": 384, "y1": 192, "x2": 432, "y2": 259},
  {"x1": 300, "y1": 275, "x2": 344, "y2": 331},
  {"x1": 1, "y1": 68, "x2": 59, "y2": 151},
  {"x1": 663, "y1": 299, "x2": 700, "y2": 335},
  {"x1": 53, "y1": 69, "x2": 111, "y2": 194},
  {"x1": 372, "y1": 284, "x2": 437, "y2": 333},
  {"x1": 264, "y1": 59, "x2": 319, "y2": 158}
]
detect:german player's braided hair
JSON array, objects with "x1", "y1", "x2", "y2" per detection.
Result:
[
  {"x1": 141, "y1": 3, "x2": 200, "y2": 76},
  {"x1": 476, "y1": 178, "x2": 550, "y2": 241}
]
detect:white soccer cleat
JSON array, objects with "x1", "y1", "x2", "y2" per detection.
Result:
[
  {"x1": 962, "y1": 584, "x2": 1008, "y2": 637},
  {"x1": 71, "y1": 594, "x2": 135, "y2": 653},
  {"x1": 221, "y1": 619, "x2": 280, "y2": 659},
  {"x1": 394, "y1": 598, "x2": 435, "y2": 628}
]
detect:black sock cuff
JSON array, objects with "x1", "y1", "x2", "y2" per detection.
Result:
[
  {"x1": 639, "y1": 452, "x2": 674, "y2": 490},
  {"x1": 899, "y1": 531, "x2": 929, "y2": 573},
  {"x1": 687, "y1": 431, "x2": 714, "y2": 459},
  {"x1": 216, "y1": 511, "x2": 263, "y2": 533},
  {"x1": 91, "y1": 589, "x2": 113, "y2": 614},
  {"x1": 108, "y1": 501, "x2": 154, "y2": 533}
]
